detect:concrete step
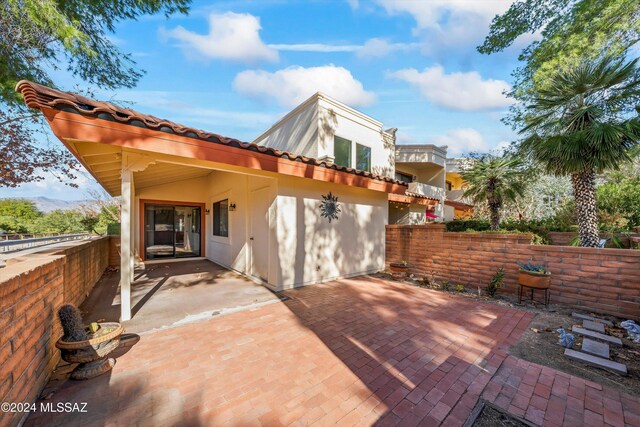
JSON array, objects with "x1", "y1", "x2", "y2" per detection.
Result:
[
  {"x1": 583, "y1": 320, "x2": 606, "y2": 334},
  {"x1": 571, "y1": 327, "x2": 622, "y2": 347},
  {"x1": 564, "y1": 349, "x2": 627, "y2": 375},
  {"x1": 581, "y1": 338, "x2": 609, "y2": 358},
  {"x1": 572, "y1": 312, "x2": 613, "y2": 326}
]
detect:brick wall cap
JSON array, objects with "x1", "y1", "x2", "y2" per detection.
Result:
[{"x1": 529, "y1": 245, "x2": 640, "y2": 257}]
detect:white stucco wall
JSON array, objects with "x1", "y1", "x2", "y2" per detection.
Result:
[
  {"x1": 275, "y1": 175, "x2": 388, "y2": 289},
  {"x1": 252, "y1": 99, "x2": 319, "y2": 158},
  {"x1": 253, "y1": 93, "x2": 395, "y2": 178},
  {"x1": 318, "y1": 97, "x2": 394, "y2": 178},
  {"x1": 132, "y1": 163, "x2": 388, "y2": 291}
]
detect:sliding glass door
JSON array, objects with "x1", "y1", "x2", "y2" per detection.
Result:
[{"x1": 144, "y1": 204, "x2": 202, "y2": 260}]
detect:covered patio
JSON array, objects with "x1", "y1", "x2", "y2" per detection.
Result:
[{"x1": 80, "y1": 259, "x2": 281, "y2": 334}]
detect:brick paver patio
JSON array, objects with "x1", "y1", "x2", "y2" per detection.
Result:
[{"x1": 27, "y1": 276, "x2": 639, "y2": 426}]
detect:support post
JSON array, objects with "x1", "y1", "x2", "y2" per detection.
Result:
[
  {"x1": 120, "y1": 165, "x2": 133, "y2": 321},
  {"x1": 119, "y1": 153, "x2": 154, "y2": 322}
]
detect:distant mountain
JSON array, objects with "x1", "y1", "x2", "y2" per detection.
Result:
[{"x1": 2, "y1": 197, "x2": 90, "y2": 213}]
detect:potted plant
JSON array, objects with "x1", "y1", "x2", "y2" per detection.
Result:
[
  {"x1": 389, "y1": 260, "x2": 411, "y2": 274},
  {"x1": 517, "y1": 262, "x2": 551, "y2": 289},
  {"x1": 56, "y1": 304, "x2": 124, "y2": 380}
]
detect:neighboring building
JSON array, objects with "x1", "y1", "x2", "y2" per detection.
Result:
[
  {"x1": 392, "y1": 144, "x2": 447, "y2": 224},
  {"x1": 443, "y1": 158, "x2": 475, "y2": 221}
]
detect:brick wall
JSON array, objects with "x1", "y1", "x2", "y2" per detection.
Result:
[
  {"x1": 386, "y1": 224, "x2": 640, "y2": 321},
  {"x1": 0, "y1": 237, "x2": 109, "y2": 427},
  {"x1": 108, "y1": 236, "x2": 120, "y2": 268}
]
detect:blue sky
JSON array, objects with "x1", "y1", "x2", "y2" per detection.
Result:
[{"x1": 4, "y1": 0, "x2": 535, "y2": 201}]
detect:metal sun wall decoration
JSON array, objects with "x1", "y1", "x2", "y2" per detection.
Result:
[{"x1": 319, "y1": 192, "x2": 341, "y2": 223}]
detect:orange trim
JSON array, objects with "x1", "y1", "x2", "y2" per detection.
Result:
[
  {"x1": 42, "y1": 108, "x2": 408, "y2": 195},
  {"x1": 139, "y1": 199, "x2": 206, "y2": 261},
  {"x1": 388, "y1": 193, "x2": 439, "y2": 206}
]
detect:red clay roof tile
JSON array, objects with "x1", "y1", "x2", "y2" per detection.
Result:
[{"x1": 16, "y1": 80, "x2": 408, "y2": 187}]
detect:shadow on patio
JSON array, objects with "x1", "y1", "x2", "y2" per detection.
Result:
[{"x1": 278, "y1": 275, "x2": 532, "y2": 425}]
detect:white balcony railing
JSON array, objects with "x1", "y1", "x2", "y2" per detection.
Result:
[{"x1": 407, "y1": 182, "x2": 445, "y2": 200}]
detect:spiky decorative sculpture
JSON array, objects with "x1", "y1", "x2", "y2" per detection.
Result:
[{"x1": 58, "y1": 304, "x2": 88, "y2": 342}]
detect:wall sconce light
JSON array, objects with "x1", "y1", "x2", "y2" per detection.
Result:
[
  {"x1": 228, "y1": 203, "x2": 237, "y2": 211},
  {"x1": 205, "y1": 209, "x2": 210, "y2": 215}
]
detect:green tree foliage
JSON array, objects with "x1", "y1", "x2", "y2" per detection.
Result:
[
  {"x1": 520, "y1": 56, "x2": 640, "y2": 246},
  {"x1": 0, "y1": 0, "x2": 190, "y2": 187},
  {"x1": 31, "y1": 209, "x2": 84, "y2": 234},
  {"x1": 597, "y1": 177, "x2": 640, "y2": 229},
  {"x1": 479, "y1": 0, "x2": 640, "y2": 127},
  {"x1": 0, "y1": 198, "x2": 42, "y2": 233},
  {"x1": 0, "y1": 198, "x2": 119, "y2": 234},
  {"x1": 461, "y1": 156, "x2": 530, "y2": 230}
]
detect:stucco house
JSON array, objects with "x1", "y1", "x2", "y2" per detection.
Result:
[{"x1": 17, "y1": 81, "x2": 472, "y2": 321}]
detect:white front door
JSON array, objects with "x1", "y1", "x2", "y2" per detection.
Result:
[{"x1": 249, "y1": 187, "x2": 270, "y2": 282}]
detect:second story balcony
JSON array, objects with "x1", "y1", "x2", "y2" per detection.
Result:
[{"x1": 408, "y1": 181, "x2": 446, "y2": 200}]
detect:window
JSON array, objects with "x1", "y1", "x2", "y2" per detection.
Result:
[
  {"x1": 355, "y1": 143, "x2": 371, "y2": 172},
  {"x1": 395, "y1": 171, "x2": 413, "y2": 183},
  {"x1": 213, "y1": 199, "x2": 229, "y2": 237},
  {"x1": 334, "y1": 136, "x2": 351, "y2": 168}
]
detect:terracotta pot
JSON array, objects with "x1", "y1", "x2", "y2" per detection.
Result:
[{"x1": 518, "y1": 269, "x2": 551, "y2": 289}]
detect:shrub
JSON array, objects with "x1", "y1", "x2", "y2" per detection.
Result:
[
  {"x1": 456, "y1": 284, "x2": 465, "y2": 293},
  {"x1": 440, "y1": 281, "x2": 450, "y2": 291},
  {"x1": 486, "y1": 268, "x2": 504, "y2": 297},
  {"x1": 446, "y1": 220, "x2": 491, "y2": 232}
]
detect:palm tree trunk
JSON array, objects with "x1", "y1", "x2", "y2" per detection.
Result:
[
  {"x1": 489, "y1": 200, "x2": 500, "y2": 231},
  {"x1": 571, "y1": 170, "x2": 600, "y2": 247}
]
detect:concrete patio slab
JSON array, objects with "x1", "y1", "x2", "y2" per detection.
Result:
[{"x1": 80, "y1": 259, "x2": 280, "y2": 334}]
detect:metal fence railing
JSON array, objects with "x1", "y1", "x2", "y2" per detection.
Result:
[{"x1": 0, "y1": 233, "x2": 90, "y2": 253}]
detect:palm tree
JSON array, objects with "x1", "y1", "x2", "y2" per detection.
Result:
[
  {"x1": 461, "y1": 156, "x2": 529, "y2": 230},
  {"x1": 520, "y1": 56, "x2": 640, "y2": 247}
]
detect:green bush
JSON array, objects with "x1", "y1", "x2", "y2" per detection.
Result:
[
  {"x1": 107, "y1": 223, "x2": 121, "y2": 236},
  {"x1": 445, "y1": 220, "x2": 491, "y2": 232}
]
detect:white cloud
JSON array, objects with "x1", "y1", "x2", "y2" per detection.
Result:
[
  {"x1": 233, "y1": 65, "x2": 376, "y2": 108},
  {"x1": 375, "y1": 0, "x2": 512, "y2": 45},
  {"x1": 268, "y1": 43, "x2": 360, "y2": 53},
  {"x1": 356, "y1": 38, "x2": 418, "y2": 58},
  {"x1": 163, "y1": 12, "x2": 278, "y2": 64},
  {"x1": 431, "y1": 128, "x2": 489, "y2": 157},
  {"x1": 390, "y1": 65, "x2": 513, "y2": 111},
  {"x1": 375, "y1": 0, "x2": 511, "y2": 30}
]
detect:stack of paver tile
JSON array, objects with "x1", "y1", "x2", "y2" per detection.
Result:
[{"x1": 564, "y1": 312, "x2": 627, "y2": 375}]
